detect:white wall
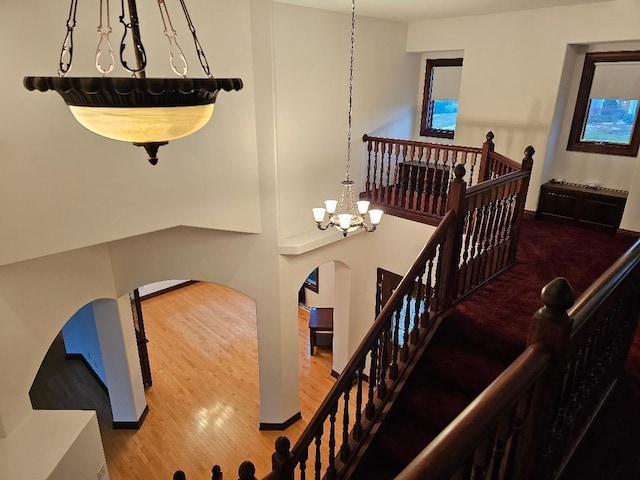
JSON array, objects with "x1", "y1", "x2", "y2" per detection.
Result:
[
  {"x1": 273, "y1": 3, "x2": 421, "y2": 240},
  {"x1": 406, "y1": 0, "x2": 640, "y2": 230},
  {"x1": 0, "y1": 0, "x2": 261, "y2": 267},
  {"x1": 0, "y1": 410, "x2": 108, "y2": 480},
  {"x1": 62, "y1": 303, "x2": 108, "y2": 387},
  {"x1": 303, "y1": 261, "x2": 336, "y2": 308}
]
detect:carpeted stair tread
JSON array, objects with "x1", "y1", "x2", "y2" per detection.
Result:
[{"x1": 369, "y1": 419, "x2": 441, "y2": 470}]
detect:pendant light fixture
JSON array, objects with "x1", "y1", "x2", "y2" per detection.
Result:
[
  {"x1": 312, "y1": 0, "x2": 383, "y2": 237},
  {"x1": 23, "y1": 0, "x2": 243, "y2": 165}
]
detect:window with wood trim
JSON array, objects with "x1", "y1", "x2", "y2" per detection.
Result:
[
  {"x1": 420, "y1": 58, "x2": 463, "y2": 139},
  {"x1": 567, "y1": 51, "x2": 640, "y2": 157}
]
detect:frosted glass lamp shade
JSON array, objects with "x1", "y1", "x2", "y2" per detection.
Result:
[
  {"x1": 69, "y1": 104, "x2": 214, "y2": 143},
  {"x1": 325, "y1": 200, "x2": 338, "y2": 214},
  {"x1": 369, "y1": 209, "x2": 384, "y2": 225},
  {"x1": 356, "y1": 200, "x2": 370, "y2": 214},
  {"x1": 337, "y1": 214, "x2": 353, "y2": 230},
  {"x1": 312, "y1": 207, "x2": 326, "y2": 222}
]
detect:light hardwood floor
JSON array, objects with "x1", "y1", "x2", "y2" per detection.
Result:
[{"x1": 31, "y1": 282, "x2": 337, "y2": 479}]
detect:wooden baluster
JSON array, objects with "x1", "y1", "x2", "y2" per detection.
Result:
[
  {"x1": 238, "y1": 461, "x2": 256, "y2": 480},
  {"x1": 353, "y1": 363, "x2": 364, "y2": 440},
  {"x1": 365, "y1": 347, "x2": 377, "y2": 420},
  {"x1": 417, "y1": 145, "x2": 427, "y2": 211},
  {"x1": 271, "y1": 436, "x2": 293, "y2": 480},
  {"x1": 517, "y1": 277, "x2": 575, "y2": 480},
  {"x1": 378, "y1": 328, "x2": 389, "y2": 398},
  {"x1": 423, "y1": 257, "x2": 435, "y2": 326},
  {"x1": 327, "y1": 406, "x2": 337, "y2": 480},
  {"x1": 372, "y1": 140, "x2": 380, "y2": 202},
  {"x1": 314, "y1": 429, "x2": 322, "y2": 480},
  {"x1": 400, "y1": 292, "x2": 411, "y2": 361},
  {"x1": 300, "y1": 449, "x2": 308, "y2": 480},
  {"x1": 485, "y1": 185, "x2": 503, "y2": 278},
  {"x1": 384, "y1": 141, "x2": 393, "y2": 204},
  {"x1": 469, "y1": 201, "x2": 488, "y2": 290},
  {"x1": 468, "y1": 151, "x2": 477, "y2": 187},
  {"x1": 211, "y1": 465, "x2": 222, "y2": 480},
  {"x1": 340, "y1": 389, "x2": 351, "y2": 462},
  {"x1": 478, "y1": 189, "x2": 499, "y2": 282},
  {"x1": 410, "y1": 269, "x2": 425, "y2": 346},
  {"x1": 391, "y1": 142, "x2": 401, "y2": 205},
  {"x1": 363, "y1": 134, "x2": 372, "y2": 197},
  {"x1": 502, "y1": 396, "x2": 530, "y2": 479},
  {"x1": 389, "y1": 310, "x2": 400, "y2": 380}
]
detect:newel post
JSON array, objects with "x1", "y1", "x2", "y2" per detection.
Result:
[
  {"x1": 517, "y1": 277, "x2": 575, "y2": 479},
  {"x1": 507, "y1": 145, "x2": 535, "y2": 265},
  {"x1": 238, "y1": 461, "x2": 257, "y2": 480},
  {"x1": 271, "y1": 436, "x2": 294, "y2": 480},
  {"x1": 478, "y1": 131, "x2": 495, "y2": 182},
  {"x1": 439, "y1": 164, "x2": 467, "y2": 308}
]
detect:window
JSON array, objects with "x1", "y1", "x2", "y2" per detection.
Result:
[
  {"x1": 420, "y1": 58, "x2": 463, "y2": 139},
  {"x1": 567, "y1": 51, "x2": 640, "y2": 157},
  {"x1": 304, "y1": 268, "x2": 319, "y2": 293}
]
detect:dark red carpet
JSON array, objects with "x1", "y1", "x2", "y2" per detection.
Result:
[{"x1": 354, "y1": 216, "x2": 639, "y2": 479}]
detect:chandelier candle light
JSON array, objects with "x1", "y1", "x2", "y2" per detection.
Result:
[
  {"x1": 23, "y1": 0, "x2": 243, "y2": 164},
  {"x1": 312, "y1": 0, "x2": 383, "y2": 237}
]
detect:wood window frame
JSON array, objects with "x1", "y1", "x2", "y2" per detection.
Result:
[
  {"x1": 420, "y1": 57, "x2": 463, "y2": 139},
  {"x1": 567, "y1": 50, "x2": 640, "y2": 157}
]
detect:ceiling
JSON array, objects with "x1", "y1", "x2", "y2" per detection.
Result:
[{"x1": 276, "y1": 0, "x2": 611, "y2": 23}]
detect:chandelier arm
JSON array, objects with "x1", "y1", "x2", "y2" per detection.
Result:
[
  {"x1": 178, "y1": 0, "x2": 214, "y2": 78},
  {"x1": 119, "y1": 0, "x2": 148, "y2": 76},
  {"x1": 58, "y1": 0, "x2": 79, "y2": 76}
]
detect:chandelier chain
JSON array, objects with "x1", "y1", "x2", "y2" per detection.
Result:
[
  {"x1": 96, "y1": 0, "x2": 115, "y2": 76},
  {"x1": 119, "y1": 0, "x2": 148, "y2": 75},
  {"x1": 345, "y1": 0, "x2": 355, "y2": 181},
  {"x1": 157, "y1": 0, "x2": 188, "y2": 77},
  {"x1": 58, "y1": 0, "x2": 79, "y2": 76},
  {"x1": 178, "y1": 0, "x2": 214, "y2": 78}
]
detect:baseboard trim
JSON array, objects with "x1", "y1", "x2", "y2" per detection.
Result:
[
  {"x1": 113, "y1": 405, "x2": 150, "y2": 430},
  {"x1": 259, "y1": 412, "x2": 302, "y2": 431},
  {"x1": 617, "y1": 228, "x2": 640, "y2": 238},
  {"x1": 65, "y1": 353, "x2": 108, "y2": 394},
  {"x1": 140, "y1": 280, "x2": 198, "y2": 300}
]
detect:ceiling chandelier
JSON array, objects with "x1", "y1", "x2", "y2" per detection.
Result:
[
  {"x1": 23, "y1": 0, "x2": 243, "y2": 165},
  {"x1": 312, "y1": 0, "x2": 383, "y2": 237}
]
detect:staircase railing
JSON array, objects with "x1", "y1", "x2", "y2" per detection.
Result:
[
  {"x1": 452, "y1": 146, "x2": 534, "y2": 301},
  {"x1": 395, "y1": 239, "x2": 640, "y2": 479},
  {"x1": 264, "y1": 211, "x2": 457, "y2": 480},
  {"x1": 362, "y1": 132, "x2": 501, "y2": 225}
]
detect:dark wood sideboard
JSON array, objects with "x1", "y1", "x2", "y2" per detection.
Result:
[{"x1": 536, "y1": 181, "x2": 628, "y2": 233}]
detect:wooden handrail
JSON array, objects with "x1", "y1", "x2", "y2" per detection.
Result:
[
  {"x1": 396, "y1": 343, "x2": 552, "y2": 479},
  {"x1": 464, "y1": 169, "x2": 530, "y2": 197},
  {"x1": 362, "y1": 134, "x2": 482, "y2": 154},
  {"x1": 569, "y1": 239, "x2": 640, "y2": 333}
]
